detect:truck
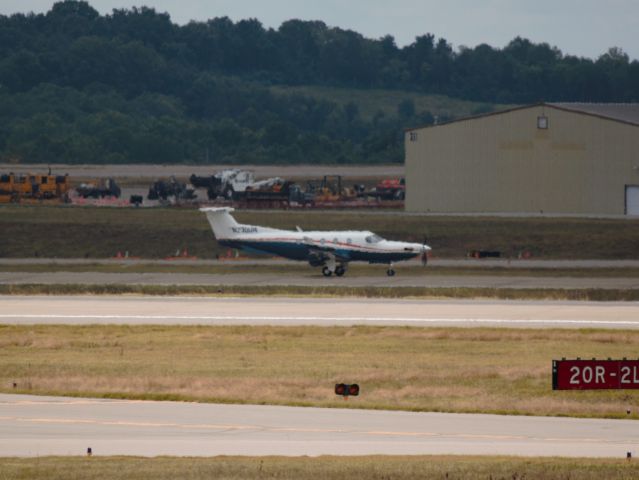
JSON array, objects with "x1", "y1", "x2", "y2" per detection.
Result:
[
  {"x1": 76, "y1": 178, "x2": 121, "y2": 199},
  {"x1": 190, "y1": 169, "x2": 255, "y2": 200}
]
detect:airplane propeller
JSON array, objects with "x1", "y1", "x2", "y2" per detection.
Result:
[{"x1": 421, "y1": 235, "x2": 429, "y2": 266}]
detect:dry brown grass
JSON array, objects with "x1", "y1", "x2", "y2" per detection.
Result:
[
  {"x1": 2, "y1": 325, "x2": 639, "y2": 418},
  {"x1": 1, "y1": 455, "x2": 638, "y2": 480},
  {"x1": 3, "y1": 283, "x2": 639, "y2": 302}
]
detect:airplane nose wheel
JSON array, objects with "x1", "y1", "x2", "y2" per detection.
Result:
[
  {"x1": 322, "y1": 266, "x2": 333, "y2": 277},
  {"x1": 386, "y1": 268, "x2": 395, "y2": 277}
]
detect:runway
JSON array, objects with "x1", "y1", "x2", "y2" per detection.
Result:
[
  {"x1": 2, "y1": 295, "x2": 639, "y2": 329},
  {"x1": 1, "y1": 394, "x2": 635, "y2": 458},
  {"x1": 3, "y1": 271, "x2": 639, "y2": 289}
]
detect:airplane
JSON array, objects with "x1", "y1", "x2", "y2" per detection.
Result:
[{"x1": 200, "y1": 207, "x2": 431, "y2": 277}]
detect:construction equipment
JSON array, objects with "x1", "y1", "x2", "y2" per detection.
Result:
[
  {"x1": 0, "y1": 173, "x2": 12, "y2": 203},
  {"x1": 76, "y1": 178, "x2": 121, "y2": 199},
  {"x1": 304, "y1": 175, "x2": 359, "y2": 203},
  {"x1": 369, "y1": 178, "x2": 405, "y2": 200},
  {"x1": 241, "y1": 177, "x2": 294, "y2": 207},
  {"x1": 190, "y1": 169, "x2": 255, "y2": 200},
  {"x1": 306, "y1": 175, "x2": 343, "y2": 202},
  {"x1": 14, "y1": 175, "x2": 34, "y2": 199},
  {"x1": 0, "y1": 172, "x2": 72, "y2": 203},
  {"x1": 147, "y1": 176, "x2": 196, "y2": 202},
  {"x1": 54, "y1": 175, "x2": 72, "y2": 199}
]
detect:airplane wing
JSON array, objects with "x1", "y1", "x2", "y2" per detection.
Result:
[
  {"x1": 300, "y1": 237, "x2": 351, "y2": 264},
  {"x1": 306, "y1": 246, "x2": 351, "y2": 265}
]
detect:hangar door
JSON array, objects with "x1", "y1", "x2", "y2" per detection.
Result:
[{"x1": 626, "y1": 186, "x2": 639, "y2": 215}]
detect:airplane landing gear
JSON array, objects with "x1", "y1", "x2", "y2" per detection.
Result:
[
  {"x1": 386, "y1": 262, "x2": 395, "y2": 277},
  {"x1": 323, "y1": 264, "x2": 347, "y2": 277}
]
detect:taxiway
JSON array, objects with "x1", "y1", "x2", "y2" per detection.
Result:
[{"x1": 1, "y1": 394, "x2": 636, "y2": 457}]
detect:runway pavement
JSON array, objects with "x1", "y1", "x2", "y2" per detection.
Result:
[
  {"x1": 3, "y1": 270, "x2": 639, "y2": 289},
  {"x1": 2, "y1": 295, "x2": 639, "y2": 329},
  {"x1": 3, "y1": 257, "x2": 639, "y2": 268},
  {"x1": 1, "y1": 394, "x2": 636, "y2": 457}
]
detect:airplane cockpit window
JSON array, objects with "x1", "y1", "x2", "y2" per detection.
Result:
[{"x1": 365, "y1": 234, "x2": 383, "y2": 243}]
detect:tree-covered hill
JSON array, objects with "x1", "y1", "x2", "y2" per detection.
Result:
[{"x1": 0, "y1": 1, "x2": 637, "y2": 165}]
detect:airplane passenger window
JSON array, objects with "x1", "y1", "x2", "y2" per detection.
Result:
[
  {"x1": 347, "y1": 238, "x2": 352, "y2": 244},
  {"x1": 333, "y1": 238, "x2": 338, "y2": 244}
]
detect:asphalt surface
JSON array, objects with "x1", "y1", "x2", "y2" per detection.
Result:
[
  {"x1": 1, "y1": 394, "x2": 636, "y2": 458},
  {"x1": 2, "y1": 270, "x2": 639, "y2": 289},
  {"x1": 3, "y1": 258, "x2": 639, "y2": 289},
  {"x1": 2, "y1": 295, "x2": 639, "y2": 329},
  {"x1": 3, "y1": 257, "x2": 639, "y2": 268}
]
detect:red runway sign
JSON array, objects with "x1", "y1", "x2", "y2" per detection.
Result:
[{"x1": 553, "y1": 359, "x2": 639, "y2": 390}]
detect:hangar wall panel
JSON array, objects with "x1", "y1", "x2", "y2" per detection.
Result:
[{"x1": 405, "y1": 105, "x2": 639, "y2": 215}]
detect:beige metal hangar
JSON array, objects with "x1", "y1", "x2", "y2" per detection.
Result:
[{"x1": 405, "y1": 103, "x2": 639, "y2": 215}]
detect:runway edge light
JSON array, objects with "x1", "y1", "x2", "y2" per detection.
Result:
[{"x1": 335, "y1": 383, "x2": 359, "y2": 396}]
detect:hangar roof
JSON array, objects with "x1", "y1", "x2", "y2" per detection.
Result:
[
  {"x1": 550, "y1": 103, "x2": 639, "y2": 125},
  {"x1": 407, "y1": 102, "x2": 639, "y2": 131}
]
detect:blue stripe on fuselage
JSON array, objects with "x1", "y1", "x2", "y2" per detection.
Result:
[{"x1": 218, "y1": 240, "x2": 418, "y2": 263}]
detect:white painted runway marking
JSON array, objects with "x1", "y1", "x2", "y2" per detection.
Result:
[{"x1": 0, "y1": 313, "x2": 637, "y2": 327}]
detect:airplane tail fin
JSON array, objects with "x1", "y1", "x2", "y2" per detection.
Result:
[{"x1": 199, "y1": 207, "x2": 240, "y2": 240}]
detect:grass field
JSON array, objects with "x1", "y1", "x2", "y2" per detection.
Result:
[
  {"x1": 3, "y1": 325, "x2": 639, "y2": 418},
  {"x1": 1, "y1": 456, "x2": 637, "y2": 479},
  {"x1": 269, "y1": 84, "x2": 503, "y2": 122},
  {"x1": 2, "y1": 205, "x2": 639, "y2": 260},
  {"x1": 3, "y1": 283, "x2": 639, "y2": 301}
]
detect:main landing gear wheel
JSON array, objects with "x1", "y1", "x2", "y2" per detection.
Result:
[
  {"x1": 322, "y1": 266, "x2": 333, "y2": 277},
  {"x1": 335, "y1": 265, "x2": 346, "y2": 277},
  {"x1": 386, "y1": 268, "x2": 395, "y2": 277}
]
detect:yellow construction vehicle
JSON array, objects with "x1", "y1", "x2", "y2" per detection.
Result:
[
  {"x1": 12, "y1": 174, "x2": 32, "y2": 200},
  {"x1": 54, "y1": 174, "x2": 71, "y2": 199},
  {"x1": 0, "y1": 172, "x2": 72, "y2": 203},
  {"x1": 0, "y1": 173, "x2": 13, "y2": 203}
]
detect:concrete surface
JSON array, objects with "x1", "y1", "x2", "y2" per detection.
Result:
[
  {"x1": 3, "y1": 258, "x2": 639, "y2": 268},
  {"x1": 2, "y1": 270, "x2": 639, "y2": 289},
  {"x1": 2, "y1": 295, "x2": 639, "y2": 329},
  {"x1": 0, "y1": 394, "x2": 636, "y2": 457}
]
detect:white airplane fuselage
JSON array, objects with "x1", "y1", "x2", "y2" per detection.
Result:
[{"x1": 201, "y1": 207, "x2": 430, "y2": 276}]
